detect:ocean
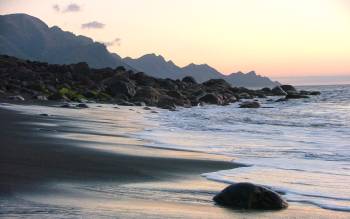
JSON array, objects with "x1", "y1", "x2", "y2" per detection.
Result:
[{"x1": 137, "y1": 84, "x2": 350, "y2": 212}]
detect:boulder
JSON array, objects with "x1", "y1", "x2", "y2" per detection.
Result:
[
  {"x1": 280, "y1": 85, "x2": 297, "y2": 94},
  {"x1": 133, "y1": 87, "x2": 161, "y2": 106},
  {"x1": 271, "y1": 86, "x2": 287, "y2": 96},
  {"x1": 199, "y1": 93, "x2": 221, "y2": 105},
  {"x1": 76, "y1": 103, "x2": 89, "y2": 108},
  {"x1": 286, "y1": 94, "x2": 309, "y2": 99},
  {"x1": 106, "y1": 76, "x2": 136, "y2": 98},
  {"x1": 157, "y1": 95, "x2": 176, "y2": 110},
  {"x1": 237, "y1": 92, "x2": 252, "y2": 99},
  {"x1": 239, "y1": 101, "x2": 260, "y2": 108},
  {"x1": 213, "y1": 183, "x2": 288, "y2": 210}
]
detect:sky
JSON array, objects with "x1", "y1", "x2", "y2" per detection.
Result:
[{"x1": 1, "y1": 0, "x2": 350, "y2": 84}]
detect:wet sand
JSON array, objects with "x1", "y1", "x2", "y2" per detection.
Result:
[{"x1": 0, "y1": 104, "x2": 349, "y2": 218}]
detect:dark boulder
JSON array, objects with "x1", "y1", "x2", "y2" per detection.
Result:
[
  {"x1": 106, "y1": 75, "x2": 136, "y2": 98},
  {"x1": 261, "y1": 87, "x2": 271, "y2": 92},
  {"x1": 286, "y1": 94, "x2": 309, "y2": 99},
  {"x1": 271, "y1": 86, "x2": 287, "y2": 96},
  {"x1": 157, "y1": 95, "x2": 176, "y2": 110},
  {"x1": 213, "y1": 183, "x2": 288, "y2": 210},
  {"x1": 280, "y1": 85, "x2": 297, "y2": 94},
  {"x1": 76, "y1": 103, "x2": 89, "y2": 108},
  {"x1": 182, "y1": 76, "x2": 197, "y2": 84},
  {"x1": 239, "y1": 101, "x2": 260, "y2": 108},
  {"x1": 203, "y1": 79, "x2": 231, "y2": 90},
  {"x1": 132, "y1": 86, "x2": 161, "y2": 106},
  {"x1": 199, "y1": 93, "x2": 221, "y2": 105}
]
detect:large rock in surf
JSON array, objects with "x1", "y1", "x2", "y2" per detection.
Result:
[
  {"x1": 239, "y1": 101, "x2": 260, "y2": 108},
  {"x1": 213, "y1": 183, "x2": 288, "y2": 210},
  {"x1": 271, "y1": 86, "x2": 287, "y2": 96},
  {"x1": 280, "y1": 85, "x2": 297, "y2": 94}
]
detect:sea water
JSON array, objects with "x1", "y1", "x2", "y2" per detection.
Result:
[{"x1": 137, "y1": 85, "x2": 350, "y2": 212}]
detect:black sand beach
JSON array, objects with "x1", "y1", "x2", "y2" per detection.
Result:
[{"x1": 0, "y1": 105, "x2": 349, "y2": 218}]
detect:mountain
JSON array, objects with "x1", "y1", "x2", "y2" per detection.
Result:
[
  {"x1": 123, "y1": 54, "x2": 278, "y2": 87},
  {"x1": 179, "y1": 63, "x2": 223, "y2": 82},
  {"x1": 225, "y1": 71, "x2": 278, "y2": 88},
  {"x1": 123, "y1": 54, "x2": 180, "y2": 79},
  {"x1": 0, "y1": 13, "x2": 128, "y2": 69},
  {"x1": 0, "y1": 13, "x2": 277, "y2": 88}
]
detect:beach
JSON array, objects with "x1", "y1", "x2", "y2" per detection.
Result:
[{"x1": 0, "y1": 103, "x2": 349, "y2": 218}]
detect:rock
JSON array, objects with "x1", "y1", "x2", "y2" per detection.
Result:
[
  {"x1": 199, "y1": 93, "x2": 221, "y2": 105},
  {"x1": 280, "y1": 85, "x2": 297, "y2": 94},
  {"x1": 157, "y1": 95, "x2": 176, "y2": 110},
  {"x1": 182, "y1": 76, "x2": 197, "y2": 84},
  {"x1": 237, "y1": 92, "x2": 252, "y2": 99},
  {"x1": 133, "y1": 86, "x2": 161, "y2": 106},
  {"x1": 203, "y1": 79, "x2": 231, "y2": 89},
  {"x1": 271, "y1": 86, "x2": 287, "y2": 96},
  {"x1": 60, "y1": 103, "x2": 72, "y2": 108},
  {"x1": 48, "y1": 92, "x2": 68, "y2": 101},
  {"x1": 309, "y1": 91, "x2": 321, "y2": 95},
  {"x1": 286, "y1": 94, "x2": 309, "y2": 99},
  {"x1": 299, "y1": 90, "x2": 321, "y2": 96},
  {"x1": 106, "y1": 76, "x2": 136, "y2": 98},
  {"x1": 239, "y1": 101, "x2": 260, "y2": 108},
  {"x1": 35, "y1": 95, "x2": 48, "y2": 101},
  {"x1": 116, "y1": 100, "x2": 135, "y2": 106},
  {"x1": 143, "y1": 106, "x2": 152, "y2": 110},
  {"x1": 261, "y1": 87, "x2": 271, "y2": 93},
  {"x1": 8, "y1": 95, "x2": 25, "y2": 101},
  {"x1": 76, "y1": 103, "x2": 89, "y2": 108},
  {"x1": 213, "y1": 183, "x2": 288, "y2": 210}
]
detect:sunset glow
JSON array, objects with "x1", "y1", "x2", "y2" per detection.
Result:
[{"x1": 1, "y1": 0, "x2": 349, "y2": 80}]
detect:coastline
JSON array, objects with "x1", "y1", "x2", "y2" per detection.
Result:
[{"x1": 0, "y1": 103, "x2": 349, "y2": 218}]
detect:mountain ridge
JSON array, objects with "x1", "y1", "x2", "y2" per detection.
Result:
[{"x1": 0, "y1": 13, "x2": 277, "y2": 88}]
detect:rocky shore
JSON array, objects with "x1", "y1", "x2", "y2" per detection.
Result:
[{"x1": 0, "y1": 55, "x2": 320, "y2": 109}]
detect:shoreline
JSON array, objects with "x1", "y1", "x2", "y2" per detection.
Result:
[{"x1": 1, "y1": 103, "x2": 349, "y2": 218}]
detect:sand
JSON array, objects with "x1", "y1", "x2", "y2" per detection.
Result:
[{"x1": 0, "y1": 104, "x2": 349, "y2": 218}]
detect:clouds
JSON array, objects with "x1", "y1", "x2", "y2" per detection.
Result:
[
  {"x1": 53, "y1": 3, "x2": 81, "y2": 13},
  {"x1": 102, "y1": 38, "x2": 121, "y2": 47},
  {"x1": 81, "y1": 21, "x2": 105, "y2": 29}
]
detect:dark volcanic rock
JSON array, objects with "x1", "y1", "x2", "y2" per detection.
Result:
[
  {"x1": 286, "y1": 94, "x2": 309, "y2": 99},
  {"x1": 280, "y1": 85, "x2": 297, "y2": 94},
  {"x1": 0, "y1": 55, "x2": 318, "y2": 109},
  {"x1": 271, "y1": 86, "x2": 287, "y2": 96},
  {"x1": 157, "y1": 95, "x2": 176, "y2": 110},
  {"x1": 199, "y1": 93, "x2": 221, "y2": 105},
  {"x1": 132, "y1": 86, "x2": 160, "y2": 106},
  {"x1": 106, "y1": 75, "x2": 136, "y2": 98},
  {"x1": 76, "y1": 103, "x2": 89, "y2": 108},
  {"x1": 239, "y1": 101, "x2": 260, "y2": 108},
  {"x1": 213, "y1": 183, "x2": 288, "y2": 210}
]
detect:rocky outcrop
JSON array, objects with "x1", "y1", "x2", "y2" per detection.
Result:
[
  {"x1": 239, "y1": 101, "x2": 260, "y2": 108},
  {"x1": 213, "y1": 183, "x2": 288, "y2": 210},
  {"x1": 0, "y1": 55, "x2": 320, "y2": 110}
]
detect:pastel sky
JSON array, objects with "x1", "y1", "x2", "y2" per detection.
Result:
[{"x1": 1, "y1": 0, "x2": 350, "y2": 84}]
